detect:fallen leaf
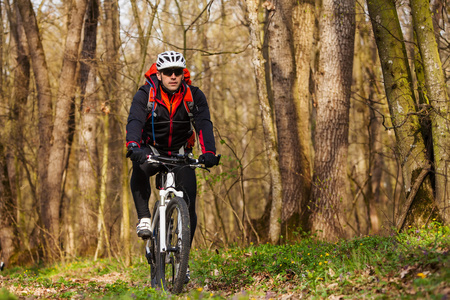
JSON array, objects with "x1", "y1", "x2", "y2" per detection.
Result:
[
  {"x1": 400, "y1": 266, "x2": 413, "y2": 279},
  {"x1": 328, "y1": 295, "x2": 344, "y2": 300},
  {"x1": 327, "y1": 282, "x2": 339, "y2": 289}
]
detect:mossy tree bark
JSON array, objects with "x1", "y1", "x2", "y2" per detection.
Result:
[
  {"x1": 411, "y1": 0, "x2": 450, "y2": 224},
  {"x1": 367, "y1": 0, "x2": 435, "y2": 229}
]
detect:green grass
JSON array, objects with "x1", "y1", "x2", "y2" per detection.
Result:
[
  {"x1": 190, "y1": 222, "x2": 449, "y2": 298},
  {"x1": 0, "y1": 222, "x2": 448, "y2": 299}
]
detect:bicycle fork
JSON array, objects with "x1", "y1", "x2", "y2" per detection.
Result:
[{"x1": 155, "y1": 172, "x2": 184, "y2": 253}]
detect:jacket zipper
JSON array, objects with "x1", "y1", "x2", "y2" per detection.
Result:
[{"x1": 168, "y1": 95, "x2": 174, "y2": 148}]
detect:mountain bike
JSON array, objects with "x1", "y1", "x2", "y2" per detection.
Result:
[{"x1": 143, "y1": 152, "x2": 220, "y2": 294}]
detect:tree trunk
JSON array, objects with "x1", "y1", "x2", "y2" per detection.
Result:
[
  {"x1": 44, "y1": 0, "x2": 88, "y2": 259},
  {"x1": 7, "y1": 0, "x2": 31, "y2": 125},
  {"x1": 244, "y1": 0, "x2": 283, "y2": 244},
  {"x1": 16, "y1": 0, "x2": 54, "y2": 257},
  {"x1": 411, "y1": 0, "x2": 450, "y2": 224},
  {"x1": 121, "y1": 153, "x2": 131, "y2": 266},
  {"x1": 95, "y1": 113, "x2": 112, "y2": 259},
  {"x1": 430, "y1": 0, "x2": 444, "y2": 60},
  {"x1": 103, "y1": 0, "x2": 123, "y2": 240},
  {"x1": 309, "y1": 0, "x2": 355, "y2": 241},
  {"x1": 367, "y1": 0, "x2": 435, "y2": 228},
  {"x1": 267, "y1": 0, "x2": 308, "y2": 237},
  {"x1": 0, "y1": 1, "x2": 2, "y2": 96},
  {"x1": 0, "y1": 4, "x2": 16, "y2": 265},
  {"x1": 77, "y1": 0, "x2": 99, "y2": 256},
  {"x1": 0, "y1": 145, "x2": 16, "y2": 267},
  {"x1": 3, "y1": 0, "x2": 32, "y2": 262},
  {"x1": 292, "y1": 0, "x2": 315, "y2": 231}
]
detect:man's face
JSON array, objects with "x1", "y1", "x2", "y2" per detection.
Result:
[{"x1": 156, "y1": 68, "x2": 184, "y2": 93}]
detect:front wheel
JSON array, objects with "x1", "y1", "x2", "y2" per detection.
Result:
[
  {"x1": 150, "y1": 202, "x2": 159, "y2": 288},
  {"x1": 152, "y1": 197, "x2": 190, "y2": 294}
]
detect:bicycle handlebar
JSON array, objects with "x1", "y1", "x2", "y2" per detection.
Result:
[{"x1": 146, "y1": 153, "x2": 221, "y2": 170}]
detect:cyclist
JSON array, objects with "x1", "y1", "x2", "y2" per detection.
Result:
[{"x1": 125, "y1": 51, "x2": 219, "y2": 279}]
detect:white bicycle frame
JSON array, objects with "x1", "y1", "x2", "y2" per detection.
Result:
[{"x1": 146, "y1": 172, "x2": 184, "y2": 254}]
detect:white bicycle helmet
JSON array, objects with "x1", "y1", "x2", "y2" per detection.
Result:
[{"x1": 156, "y1": 51, "x2": 186, "y2": 70}]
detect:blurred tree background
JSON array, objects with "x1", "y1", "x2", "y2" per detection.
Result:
[{"x1": 0, "y1": 0, "x2": 448, "y2": 265}]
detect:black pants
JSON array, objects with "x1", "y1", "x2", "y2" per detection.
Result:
[{"x1": 130, "y1": 155, "x2": 197, "y2": 246}]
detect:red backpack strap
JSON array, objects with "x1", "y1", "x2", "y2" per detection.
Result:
[{"x1": 146, "y1": 85, "x2": 156, "y2": 120}]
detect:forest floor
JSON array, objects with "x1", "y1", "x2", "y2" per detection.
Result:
[{"x1": 0, "y1": 223, "x2": 449, "y2": 299}]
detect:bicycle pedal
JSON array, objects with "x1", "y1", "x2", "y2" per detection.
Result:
[{"x1": 137, "y1": 229, "x2": 152, "y2": 239}]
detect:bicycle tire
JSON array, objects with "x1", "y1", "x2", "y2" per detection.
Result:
[
  {"x1": 146, "y1": 239, "x2": 156, "y2": 280},
  {"x1": 151, "y1": 197, "x2": 190, "y2": 294},
  {"x1": 164, "y1": 196, "x2": 191, "y2": 293},
  {"x1": 150, "y1": 201, "x2": 161, "y2": 289}
]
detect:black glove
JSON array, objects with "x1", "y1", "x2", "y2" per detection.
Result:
[
  {"x1": 126, "y1": 143, "x2": 147, "y2": 164},
  {"x1": 199, "y1": 153, "x2": 219, "y2": 168}
]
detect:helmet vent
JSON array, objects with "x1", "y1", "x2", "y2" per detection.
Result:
[{"x1": 156, "y1": 51, "x2": 186, "y2": 70}]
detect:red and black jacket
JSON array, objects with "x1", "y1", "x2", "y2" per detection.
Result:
[{"x1": 126, "y1": 67, "x2": 216, "y2": 156}]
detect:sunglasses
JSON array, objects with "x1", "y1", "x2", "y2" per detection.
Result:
[{"x1": 160, "y1": 68, "x2": 184, "y2": 76}]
